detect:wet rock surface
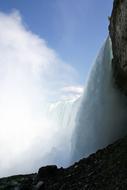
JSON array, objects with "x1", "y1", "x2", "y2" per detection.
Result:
[
  {"x1": 1, "y1": 136, "x2": 127, "y2": 189},
  {"x1": 109, "y1": 0, "x2": 127, "y2": 94}
]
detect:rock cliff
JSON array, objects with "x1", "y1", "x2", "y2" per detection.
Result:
[{"x1": 109, "y1": 0, "x2": 127, "y2": 94}]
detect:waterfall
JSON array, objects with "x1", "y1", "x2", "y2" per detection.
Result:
[
  {"x1": 1, "y1": 35, "x2": 127, "y2": 177},
  {"x1": 38, "y1": 98, "x2": 80, "y2": 168},
  {"x1": 0, "y1": 97, "x2": 80, "y2": 177},
  {"x1": 71, "y1": 37, "x2": 127, "y2": 163}
]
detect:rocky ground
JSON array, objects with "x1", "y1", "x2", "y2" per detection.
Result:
[{"x1": 1, "y1": 135, "x2": 127, "y2": 189}]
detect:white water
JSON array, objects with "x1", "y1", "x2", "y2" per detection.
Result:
[
  {"x1": 37, "y1": 98, "x2": 80, "y2": 167},
  {"x1": 0, "y1": 97, "x2": 80, "y2": 177},
  {"x1": 71, "y1": 38, "x2": 127, "y2": 163}
]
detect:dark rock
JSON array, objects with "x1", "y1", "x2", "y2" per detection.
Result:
[
  {"x1": 37, "y1": 165, "x2": 58, "y2": 179},
  {"x1": 34, "y1": 181, "x2": 44, "y2": 190},
  {"x1": 109, "y1": 0, "x2": 127, "y2": 94}
]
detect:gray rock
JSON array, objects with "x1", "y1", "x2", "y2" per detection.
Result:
[{"x1": 109, "y1": 0, "x2": 127, "y2": 94}]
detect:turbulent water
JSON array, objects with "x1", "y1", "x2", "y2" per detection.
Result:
[
  {"x1": 71, "y1": 38, "x2": 127, "y2": 163},
  {"x1": 38, "y1": 98, "x2": 80, "y2": 167}
]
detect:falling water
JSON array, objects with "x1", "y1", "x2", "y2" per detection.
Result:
[{"x1": 71, "y1": 38, "x2": 127, "y2": 163}]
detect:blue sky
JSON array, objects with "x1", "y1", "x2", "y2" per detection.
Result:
[{"x1": 0, "y1": 0, "x2": 113, "y2": 84}]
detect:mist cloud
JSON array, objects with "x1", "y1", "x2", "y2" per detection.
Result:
[{"x1": 0, "y1": 11, "x2": 81, "y2": 177}]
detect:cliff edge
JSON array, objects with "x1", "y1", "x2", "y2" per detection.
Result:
[{"x1": 109, "y1": 0, "x2": 127, "y2": 94}]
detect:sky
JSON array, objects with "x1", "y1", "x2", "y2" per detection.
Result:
[{"x1": 0, "y1": 0, "x2": 113, "y2": 84}]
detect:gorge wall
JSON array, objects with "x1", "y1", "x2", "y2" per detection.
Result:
[{"x1": 109, "y1": 0, "x2": 127, "y2": 94}]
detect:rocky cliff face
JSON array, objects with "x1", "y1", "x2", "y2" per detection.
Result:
[{"x1": 109, "y1": 0, "x2": 127, "y2": 94}]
